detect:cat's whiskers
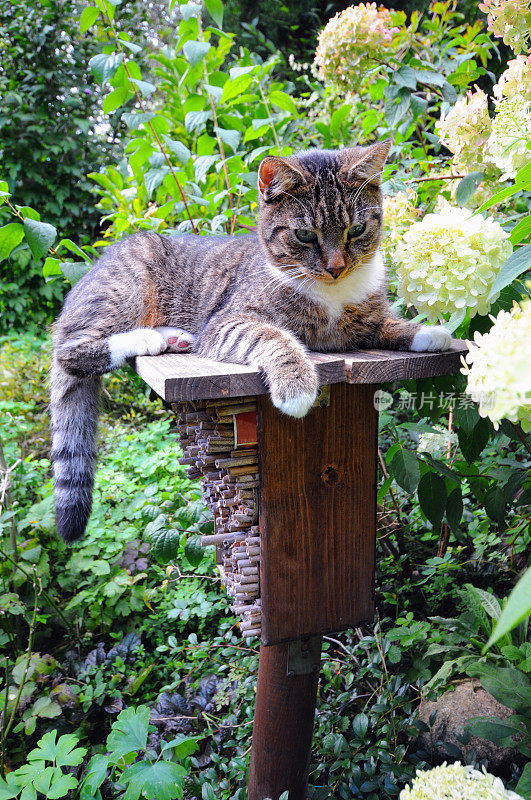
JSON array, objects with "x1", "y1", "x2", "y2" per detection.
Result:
[{"x1": 350, "y1": 170, "x2": 385, "y2": 205}]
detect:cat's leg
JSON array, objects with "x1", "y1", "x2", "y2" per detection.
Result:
[
  {"x1": 376, "y1": 318, "x2": 452, "y2": 352},
  {"x1": 196, "y1": 313, "x2": 319, "y2": 418},
  {"x1": 55, "y1": 327, "x2": 194, "y2": 377}
]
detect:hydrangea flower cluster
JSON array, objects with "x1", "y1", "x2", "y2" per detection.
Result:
[
  {"x1": 383, "y1": 189, "x2": 421, "y2": 244},
  {"x1": 478, "y1": 0, "x2": 531, "y2": 54},
  {"x1": 462, "y1": 299, "x2": 531, "y2": 431},
  {"x1": 436, "y1": 88, "x2": 492, "y2": 171},
  {"x1": 400, "y1": 762, "x2": 524, "y2": 799},
  {"x1": 394, "y1": 205, "x2": 512, "y2": 322},
  {"x1": 494, "y1": 54, "x2": 531, "y2": 102},
  {"x1": 314, "y1": 3, "x2": 400, "y2": 89},
  {"x1": 487, "y1": 97, "x2": 531, "y2": 179},
  {"x1": 417, "y1": 425, "x2": 458, "y2": 457}
]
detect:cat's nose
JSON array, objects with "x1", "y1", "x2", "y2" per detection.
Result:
[{"x1": 325, "y1": 251, "x2": 346, "y2": 279}]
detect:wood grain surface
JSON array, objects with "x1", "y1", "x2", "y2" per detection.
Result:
[
  {"x1": 257, "y1": 382, "x2": 378, "y2": 645},
  {"x1": 133, "y1": 341, "x2": 468, "y2": 401},
  {"x1": 248, "y1": 640, "x2": 322, "y2": 800}
]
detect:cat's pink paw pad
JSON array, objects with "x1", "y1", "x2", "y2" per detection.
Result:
[{"x1": 155, "y1": 327, "x2": 195, "y2": 353}]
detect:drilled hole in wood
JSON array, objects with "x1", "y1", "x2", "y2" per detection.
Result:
[{"x1": 321, "y1": 464, "x2": 340, "y2": 485}]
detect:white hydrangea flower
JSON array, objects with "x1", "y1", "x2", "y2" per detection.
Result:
[
  {"x1": 462, "y1": 299, "x2": 531, "y2": 432},
  {"x1": 487, "y1": 97, "x2": 531, "y2": 179},
  {"x1": 394, "y1": 206, "x2": 512, "y2": 323},
  {"x1": 400, "y1": 762, "x2": 524, "y2": 800},
  {"x1": 494, "y1": 54, "x2": 531, "y2": 102},
  {"x1": 417, "y1": 425, "x2": 458, "y2": 457},
  {"x1": 479, "y1": 0, "x2": 531, "y2": 54},
  {"x1": 383, "y1": 189, "x2": 421, "y2": 245},
  {"x1": 436, "y1": 88, "x2": 492, "y2": 171}
]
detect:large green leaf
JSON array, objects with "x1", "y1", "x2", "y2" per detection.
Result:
[
  {"x1": 204, "y1": 0, "x2": 223, "y2": 27},
  {"x1": 465, "y1": 715, "x2": 522, "y2": 746},
  {"x1": 150, "y1": 527, "x2": 180, "y2": 563},
  {"x1": 445, "y1": 487, "x2": 462, "y2": 533},
  {"x1": 184, "y1": 534, "x2": 204, "y2": 567},
  {"x1": 23, "y1": 218, "x2": 57, "y2": 262},
  {"x1": 484, "y1": 567, "x2": 531, "y2": 652},
  {"x1": 79, "y1": 6, "x2": 100, "y2": 33},
  {"x1": 89, "y1": 52, "x2": 122, "y2": 84},
  {"x1": 455, "y1": 172, "x2": 483, "y2": 207},
  {"x1": 119, "y1": 761, "x2": 186, "y2": 800},
  {"x1": 516, "y1": 761, "x2": 531, "y2": 798},
  {"x1": 106, "y1": 706, "x2": 150, "y2": 759},
  {"x1": 390, "y1": 446, "x2": 420, "y2": 493},
  {"x1": 417, "y1": 472, "x2": 446, "y2": 530},
  {"x1": 489, "y1": 245, "x2": 531, "y2": 299},
  {"x1": 0, "y1": 222, "x2": 25, "y2": 261},
  {"x1": 182, "y1": 41, "x2": 211, "y2": 67}
]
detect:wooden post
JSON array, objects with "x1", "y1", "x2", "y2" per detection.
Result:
[
  {"x1": 132, "y1": 342, "x2": 468, "y2": 800},
  {"x1": 248, "y1": 383, "x2": 378, "y2": 799},
  {"x1": 248, "y1": 639, "x2": 322, "y2": 800}
]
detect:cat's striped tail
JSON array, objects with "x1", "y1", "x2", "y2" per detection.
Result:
[{"x1": 50, "y1": 356, "x2": 100, "y2": 542}]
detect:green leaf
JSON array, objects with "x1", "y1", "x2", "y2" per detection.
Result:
[
  {"x1": 89, "y1": 52, "x2": 122, "y2": 84},
  {"x1": 269, "y1": 90, "x2": 298, "y2": 115},
  {"x1": 184, "y1": 534, "x2": 204, "y2": 567},
  {"x1": 510, "y1": 214, "x2": 531, "y2": 245},
  {"x1": 47, "y1": 772, "x2": 78, "y2": 799},
  {"x1": 515, "y1": 761, "x2": 531, "y2": 798},
  {"x1": 0, "y1": 223, "x2": 25, "y2": 261},
  {"x1": 395, "y1": 65, "x2": 417, "y2": 89},
  {"x1": 184, "y1": 110, "x2": 210, "y2": 134},
  {"x1": 0, "y1": 774, "x2": 19, "y2": 800},
  {"x1": 204, "y1": 0, "x2": 223, "y2": 27},
  {"x1": 53, "y1": 734, "x2": 86, "y2": 767},
  {"x1": 330, "y1": 105, "x2": 351, "y2": 138},
  {"x1": 129, "y1": 78, "x2": 156, "y2": 97},
  {"x1": 445, "y1": 487, "x2": 462, "y2": 534},
  {"x1": 352, "y1": 713, "x2": 369, "y2": 739},
  {"x1": 475, "y1": 181, "x2": 531, "y2": 214},
  {"x1": 469, "y1": 585, "x2": 502, "y2": 621},
  {"x1": 29, "y1": 730, "x2": 59, "y2": 761},
  {"x1": 119, "y1": 761, "x2": 186, "y2": 800},
  {"x1": 149, "y1": 527, "x2": 180, "y2": 563},
  {"x1": 122, "y1": 111, "x2": 156, "y2": 129},
  {"x1": 182, "y1": 41, "x2": 211, "y2": 67},
  {"x1": 390, "y1": 447, "x2": 420, "y2": 493},
  {"x1": 103, "y1": 86, "x2": 128, "y2": 114},
  {"x1": 417, "y1": 472, "x2": 446, "y2": 529},
  {"x1": 106, "y1": 705, "x2": 150, "y2": 759},
  {"x1": 469, "y1": 664, "x2": 531, "y2": 713},
  {"x1": 484, "y1": 487, "x2": 506, "y2": 526},
  {"x1": 23, "y1": 218, "x2": 56, "y2": 262},
  {"x1": 61, "y1": 262, "x2": 90, "y2": 285},
  {"x1": 220, "y1": 73, "x2": 254, "y2": 103},
  {"x1": 455, "y1": 172, "x2": 484, "y2": 207},
  {"x1": 215, "y1": 126, "x2": 240, "y2": 151},
  {"x1": 57, "y1": 239, "x2": 91, "y2": 262},
  {"x1": 458, "y1": 417, "x2": 489, "y2": 463},
  {"x1": 144, "y1": 167, "x2": 169, "y2": 199},
  {"x1": 162, "y1": 136, "x2": 191, "y2": 165},
  {"x1": 161, "y1": 735, "x2": 200, "y2": 759},
  {"x1": 484, "y1": 567, "x2": 531, "y2": 652},
  {"x1": 465, "y1": 715, "x2": 522, "y2": 746},
  {"x1": 80, "y1": 6, "x2": 100, "y2": 33},
  {"x1": 489, "y1": 245, "x2": 531, "y2": 299}
]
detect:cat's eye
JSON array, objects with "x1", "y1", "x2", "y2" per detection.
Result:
[
  {"x1": 347, "y1": 223, "x2": 366, "y2": 239},
  {"x1": 295, "y1": 228, "x2": 318, "y2": 244}
]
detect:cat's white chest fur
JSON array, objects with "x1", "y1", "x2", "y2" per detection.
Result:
[{"x1": 299, "y1": 250, "x2": 386, "y2": 321}]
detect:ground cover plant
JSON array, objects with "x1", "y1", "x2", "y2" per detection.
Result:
[{"x1": 0, "y1": 0, "x2": 530, "y2": 797}]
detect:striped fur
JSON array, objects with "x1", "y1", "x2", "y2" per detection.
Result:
[{"x1": 51, "y1": 142, "x2": 451, "y2": 541}]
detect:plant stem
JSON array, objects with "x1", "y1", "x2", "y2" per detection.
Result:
[
  {"x1": 0, "y1": 435, "x2": 18, "y2": 568},
  {"x1": 0, "y1": 576, "x2": 40, "y2": 767},
  {"x1": 510, "y1": 421, "x2": 531, "y2": 456},
  {"x1": 0, "y1": 545, "x2": 73, "y2": 634},
  {"x1": 258, "y1": 84, "x2": 282, "y2": 153}
]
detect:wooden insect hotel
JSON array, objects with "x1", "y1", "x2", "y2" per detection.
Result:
[{"x1": 135, "y1": 342, "x2": 467, "y2": 800}]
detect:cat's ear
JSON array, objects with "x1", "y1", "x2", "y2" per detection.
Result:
[
  {"x1": 339, "y1": 140, "x2": 392, "y2": 186},
  {"x1": 258, "y1": 157, "x2": 308, "y2": 201}
]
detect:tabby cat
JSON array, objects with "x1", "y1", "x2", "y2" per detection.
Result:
[{"x1": 51, "y1": 141, "x2": 451, "y2": 542}]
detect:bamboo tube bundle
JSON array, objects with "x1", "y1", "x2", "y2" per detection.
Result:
[{"x1": 172, "y1": 398, "x2": 262, "y2": 640}]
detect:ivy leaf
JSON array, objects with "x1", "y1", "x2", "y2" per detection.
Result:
[
  {"x1": 418, "y1": 472, "x2": 447, "y2": 530},
  {"x1": 182, "y1": 41, "x2": 211, "y2": 68},
  {"x1": 184, "y1": 534, "x2": 204, "y2": 567},
  {"x1": 455, "y1": 172, "x2": 484, "y2": 207},
  {"x1": 204, "y1": 0, "x2": 223, "y2": 27},
  {"x1": 489, "y1": 245, "x2": 531, "y2": 299},
  {"x1": 119, "y1": 761, "x2": 186, "y2": 800},
  {"x1": 390, "y1": 446, "x2": 420, "y2": 493},
  {"x1": 106, "y1": 706, "x2": 150, "y2": 759},
  {"x1": 24, "y1": 218, "x2": 57, "y2": 262},
  {"x1": 79, "y1": 6, "x2": 100, "y2": 33},
  {"x1": 0, "y1": 223, "x2": 25, "y2": 261}
]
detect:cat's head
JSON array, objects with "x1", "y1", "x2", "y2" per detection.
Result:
[{"x1": 257, "y1": 142, "x2": 390, "y2": 285}]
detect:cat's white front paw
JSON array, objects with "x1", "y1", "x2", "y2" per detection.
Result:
[
  {"x1": 411, "y1": 325, "x2": 452, "y2": 353},
  {"x1": 155, "y1": 327, "x2": 195, "y2": 352},
  {"x1": 271, "y1": 390, "x2": 317, "y2": 418},
  {"x1": 109, "y1": 328, "x2": 167, "y2": 367}
]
